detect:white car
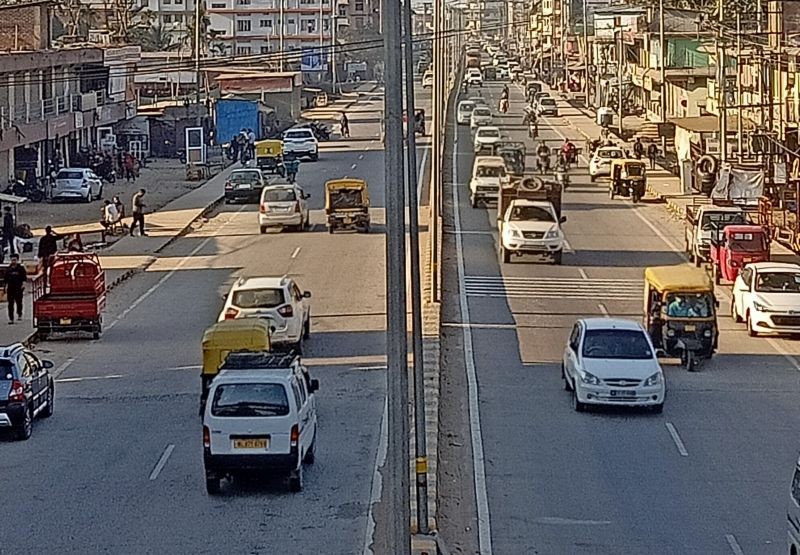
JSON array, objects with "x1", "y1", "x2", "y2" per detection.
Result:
[
  {"x1": 422, "y1": 70, "x2": 433, "y2": 88},
  {"x1": 473, "y1": 126, "x2": 501, "y2": 153},
  {"x1": 470, "y1": 106, "x2": 493, "y2": 129},
  {"x1": 589, "y1": 146, "x2": 625, "y2": 181},
  {"x1": 732, "y1": 262, "x2": 800, "y2": 336},
  {"x1": 465, "y1": 68, "x2": 483, "y2": 86},
  {"x1": 469, "y1": 155, "x2": 507, "y2": 207},
  {"x1": 496, "y1": 66, "x2": 510, "y2": 80},
  {"x1": 498, "y1": 199, "x2": 566, "y2": 264},
  {"x1": 282, "y1": 128, "x2": 319, "y2": 161},
  {"x1": 563, "y1": 318, "x2": 665, "y2": 413},
  {"x1": 218, "y1": 276, "x2": 312, "y2": 350},
  {"x1": 537, "y1": 97, "x2": 559, "y2": 117},
  {"x1": 203, "y1": 352, "x2": 319, "y2": 493},
  {"x1": 259, "y1": 184, "x2": 310, "y2": 233},
  {"x1": 457, "y1": 100, "x2": 476, "y2": 124},
  {"x1": 52, "y1": 168, "x2": 103, "y2": 203},
  {"x1": 468, "y1": 96, "x2": 489, "y2": 109}
]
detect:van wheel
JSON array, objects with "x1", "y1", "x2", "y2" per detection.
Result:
[
  {"x1": 288, "y1": 465, "x2": 304, "y2": 492},
  {"x1": 562, "y1": 364, "x2": 571, "y2": 391},
  {"x1": 303, "y1": 317, "x2": 311, "y2": 340},
  {"x1": 43, "y1": 383, "x2": 54, "y2": 418},
  {"x1": 14, "y1": 404, "x2": 32, "y2": 440},
  {"x1": 303, "y1": 436, "x2": 316, "y2": 464},
  {"x1": 260, "y1": 225, "x2": 267, "y2": 234},
  {"x1": 731, "y1": 301, "x2": 742, "y2": 323},
  {"x1": 573, "y1": 389, "x2": 586, "y2": 413},
  {"x1": 651, "y1": 403, "x2": 664, "y2": 414},
  {"x1": 205, "y1": 474, "x2": 221, "y2": 495}
]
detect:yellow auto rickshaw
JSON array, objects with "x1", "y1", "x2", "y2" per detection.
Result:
[
  {"x1": 325, "y1": 178, "x2": 370, "y2": 233},
  {"x1": 255, "y1": 139, "x2": 286, "y2": 176},
  {"x1": 644, "y1": 266, "x2": 719, "y2": 371},
  {"x1": 609, "y1": 159, "x2": 647, "y2": 203},
  {"x1": 200, "y1": 319, "x2": 271, "y2": 413}
]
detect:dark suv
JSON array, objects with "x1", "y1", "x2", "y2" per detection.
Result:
[{"x1": 0, "y1": 344, "x2": 55, "y2": 440}]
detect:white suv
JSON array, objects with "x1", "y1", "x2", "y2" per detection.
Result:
[
  {"x1": 282, "y1": 128, "x2": 319, "y2": 161},
  {"x1": 218, "y1": 276, "x2": 311, "y2": 350},
  {"x1": 259, "y1": 184, "x2": 310, "y2": 233},
  {"x1": 203, "y1": 352, "x2": 319, "y2": 493}
]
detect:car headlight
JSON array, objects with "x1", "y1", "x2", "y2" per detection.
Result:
[
  {"x1": 545, "y1": 229, "x2": 560, "y2": 239},
  {"x1": 666, "y1": 328, "x2": 675, "y2": 337},
  {"x1": 580, "y1": 371, "x2": 601, "y2": 385},
  {"x1": 703, "y1": 329, "x2": 712, "y2": 337},
  {"x1": 644, "y1": 372, "x2": 661, "y2": 387},
  {"x1": 753, "y1": 301, "x2": 772, "y2": 312},
  {"x1": 509, "y1": 229, "x2": 521, "y2": 238}
]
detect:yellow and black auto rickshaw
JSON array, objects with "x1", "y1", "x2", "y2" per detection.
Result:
[
  {"x1": 255, "y1": 139, "x2": 286, "y2": 176},
  {"x1": 644, "y1": 265, "x2": 718, "y2": 371},
  {"x1": 325, "y1": 178, "x2": 370, "y2": 233},
  {"x1": 200, "y1": 319, "x2": 271, "y2": 413},
  {"x1": 609, "y1": 159, "x2": 647, "y2": 203}
]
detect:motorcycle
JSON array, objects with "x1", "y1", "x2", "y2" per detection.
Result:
[
  {"x1": 301, "y1": 122, "x2": 332, "y2": 142},
  {"x1": 560, "y1": 148, "x2": 577, "y2": 169},
  {"x1": 555, "y1": 160, "x2": 570, "y2": 191},
  {"x1": 5, "y1": 178, "x2": 44, "y2": 203},
  {"x1": 536, "y1": 152, "x2": 551, "y2": 174}
]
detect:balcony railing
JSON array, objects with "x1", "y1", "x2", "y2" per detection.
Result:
[{"x1": 0, "y1": 90, "x2": 109, "y2": 130}]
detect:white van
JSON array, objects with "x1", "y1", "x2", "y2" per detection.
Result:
[
  {"x1": 202, "y1": 352, "x2": 319, "y2": 494},
  {"x1": 469, "y1": 155, "x2": 507, "y2": 207},
  {"x1": 789, "y1": 454, "x2": 800, "y2": 553}
]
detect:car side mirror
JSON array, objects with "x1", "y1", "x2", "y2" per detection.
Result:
[
  {"x1": 304, "y1": 193, "x2": 311, "y2": 199},
  {"x1": 42, "y1": 360, "x2": 54, "y2": 369},
  {"x1": 559, "y1": 216, "x2": 567, "y2": 223},
  {"x1": 309, "y1": 379, "x2": 320, "y2": 393},
  {"x1": 303, "y1": 291, "x2": 312, "y2": 298}
]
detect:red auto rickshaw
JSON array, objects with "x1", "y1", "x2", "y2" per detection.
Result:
[{"x1": 709, "y1": 224, "x2": 770, "y2": 284}]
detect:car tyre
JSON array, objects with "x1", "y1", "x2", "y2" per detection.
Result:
[
  {"x1": 651, "y1": 403, "x2": 664, "y2": 414},
  {"x1": 205, "y1": 474, "x2": 221, "y2": 495},
  {"x1": 260, "y1": 225, "x2": 268, "y2": 234},
  {"x1": 303, "y1": 317, "x2": 311, "y2": 340},
  {"x1": 562, "y1": 364, "x2": 571, "y2": 391},
  {"x1": 552, "y1": 250, "x2": 562, "y2": 265},
  {"x1": 84, "y1": 191, "x2": 91, "y2": 203},
  {"x1": 731, "y1": 300, "x2": 742, "y2": 323},
  {"x1": 311, "y1": 153, "x2": 319, "y2": 162},
  {"x1": 288, "y1": 464, "x2": 303, "y2": 492},
  {"x1": 572, "y1": 389, "x2": 586, "y2": 412},
  {"x1": 303, "y1": 436, "x2": 316, "y2": 464},
  {"x1": 43, "y1": 382, "x2": 54, "y2": 418},
  {"x1": 14, "y1": 404, "x2": 32, "y2": 440},
  {"x1": 500, "y1": 246, "x2": 511, "y2": 264},
  {"x1": 590, "y1": 174, "x2": 596, "y2": 183},
  {"x1": 470, "y1": 194, "x2": 478, "y2": 208},
  {"x1": 747, "y1": 312, "x2": 758, "y2": 337}
]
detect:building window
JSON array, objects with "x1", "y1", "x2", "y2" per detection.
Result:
[
  {"x1": 338, "y1": 6, "x2": 346, "y2": 16},
  {"x1": 163, "y1": 14, "x2": 173, "y2": 22},
  {"x1": 175, "y1": 0, "x2": 183, "y2": 4},
  {"x1": 236, "y1": 45, "x2": 252, "y2": 54},
  {"x1": 260, "y1": 19, "x2": 272, "y2": 27},
  {"x1": 237, "y1": 20, "x2": 252, "y2": 31},
  {"x1": 211, "y1": 2, "x2": 225, "y2": 7},
  {"x1": 236, "y1": 0, "x2": 251, "y2": 4},
  {"x1": 287, "y1": 17, "x2": 295, "y2": 24},
  {"x1": 261, "y1": 45, "x2": 270, "y2": 53},
  {"x1": 323, "y1": 19, "x2": 329, "y2": 31},
  {"x1": 354, "y1": 0, "x2": 363, "y2": 11},
  {"x1": 304, "y1": 19, "x2": 316, "y2": 32}
]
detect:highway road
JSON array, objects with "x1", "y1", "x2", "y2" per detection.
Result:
[
  {"x1": 439, "y1": 82, "x2": 800, "y2": 554},
  {"x1": 0, "y1": 87, "x2": 430, "y2": 554}
]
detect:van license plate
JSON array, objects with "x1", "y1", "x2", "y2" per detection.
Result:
[
  {"x1": 684, "y1": 325, "x2": 696, "y2": 331},
  {"x1": 610, "y1": 390, "x2": 636, "y2": 397},
  {"x1": 233, "y1": 438, "x2": 268, "y2": 449},
  {"x1": 60, "y1": 318, "x2": 72, "y2": 325}
]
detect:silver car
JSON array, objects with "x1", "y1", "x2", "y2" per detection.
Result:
[
  {"x1": 258, "y1": 184, "x2": 310, "y2": 233},
  {"x1": 52, "y1": 168, "x2": 103, "y2": 203}
]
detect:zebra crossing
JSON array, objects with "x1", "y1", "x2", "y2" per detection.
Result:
[{"x1": 463, "y1": 275, "x2": 643, "y2": 301}]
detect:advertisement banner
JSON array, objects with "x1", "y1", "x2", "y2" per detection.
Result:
[{"x1": 301, "y1": 48, "x2": 323, "y2": 72}]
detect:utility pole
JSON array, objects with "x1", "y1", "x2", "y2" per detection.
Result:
[
  {"x1": 332, "y1": 16, "x2": 338, "y2": 93},
  {"x1": 319, "y1": 0, "x2": 324, "y2": 78},
  {"x1": 582, "y1": 0, "x2": 588, "y2": 103},
  {"x1": 401, "y1": 0, "x2": 429, "y2": 535},
  {"x1": 279, "y1": 0, "x2": 285, "y2": 71},
  {"x1": 382, "y1": 0, "x2": 411, "y2": 553},
  {"x1": 736, "y1": 13, "x2": 743, "y2": 162},
  {"x1": 659, "y1": 0, "x2": 666, "y2": 152},
  {"x1": 194, "y1": 0, "x2": 202, "y2": 126},
  {"x1": 717, "y1": 0, "x2": 727, "y2": 163},
  {"x1": 430, "y1": 0, "x2": 441, "y2": 300},
  {"x1": 617, "y1": 25, "x2": 623, "y2": 137}
]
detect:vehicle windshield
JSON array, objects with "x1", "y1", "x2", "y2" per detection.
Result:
[
  {"x1": 540, "y1": 99, "x2": 556, "y2": 106},
  {"x1": 459, "y1": 102, "x2": 475, "y2": 112},
  {"x1": 598, "y1": 149, "x2": 623, "y2": 159},
  {"x1": 478, "y1": 129, "x2": 500, "y2": 138},
  {"x1": 473, "y1": 108, "x2": 491, "y2": 117},
  {"x1": 211, "y1": 383, "x2": 290, "y2": 417},
  {"x1": 665, "y1": 293, "x2": 714, "y2": 318},
  {"x1": 623, "y1": 164, "x2": 645, "y2": 177},
  {"x1": 475, "y1": 165, "x2": 504, "y2": 178},
  {"x1": 508, "y1": 205, "x2": 553, "y2": 222},
  {"x1": 232, "y1": 288, "x2": 286, "y2": 309},
  {"x1": 582, "y1": 329, "x2": 653, "y2": 360},
  {"x1": 285, "y1": 131, "x2": 312, "y2": 140},
  {"x1": 263, "y1": 188, "x2": 296, "y2": 202},
  {"x1": 728, "y1": 232, "x2": 767, "y2": 252},
  {"x1": 754, "y1": 271, "x2": 800, "y2": 293},
  {"x1": 230, "y1": 171, "x2": 261, "y2": 183},
  {"x1": 700, "y1": 212, "x2": 747, "y2": 230},
  {"x1": 57, "y1": 170, "x2": 84, "y2": 180}
]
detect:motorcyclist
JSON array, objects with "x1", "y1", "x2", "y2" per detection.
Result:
[
  {"x1": 536, "y1": 141, "x2": 550, "y2": 172},
  {"x1": 561, "y1": 138, "x2": 576, "y2": 166},
  {"x1": 284, "y1": 153, "x2": 300, "y2": 183}
]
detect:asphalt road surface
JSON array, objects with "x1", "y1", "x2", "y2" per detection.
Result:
[
  {"x1": 439, "y1": 81, "x2": 800, "y2": 554},
  {"x1": 0, "y1": 89, "x2": 433, "y2": 554}
]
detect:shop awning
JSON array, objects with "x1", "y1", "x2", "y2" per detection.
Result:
[{"x1": 670, "y1": 115, "x2": 752, "y2": 133}]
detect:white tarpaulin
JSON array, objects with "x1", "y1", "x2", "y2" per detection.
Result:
[{"x1": 712, "y1": 164, "x2": 764, "y2": 202}]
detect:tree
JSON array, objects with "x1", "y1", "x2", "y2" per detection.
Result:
[
  {"x1": 138, "y1": 23, "x2": 181, "y2": 52},
  {"x1": 183, "y1": 1, "x2": 226, "y2": 57}
]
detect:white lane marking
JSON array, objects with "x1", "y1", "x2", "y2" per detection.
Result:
[
  {"x1": 725, "y1": 533, "x2": 745, "y2": 555},
  {"x1": 363, "y1": 398, "x2": 388, "y2": 555},
  {"x1": 445, "y1": 230, "x2": 493, "y2": 236},
  {"x1": 359, "y1": 154, "x2": 364, "y2": 160},
  {"x1": 106, "y1": 206, "x2": 247, "y2": 331},
  {"x1": 665, "y1": 422, "x2": 689, "y2": 457},
  {"x1": 443, "y1": 322, "x2": 517, "y2": 330},
  {"x1": 598, "y1": 303, "x2": 610, "y2": 317},
  {"x1": 563, "y1": 239, "x2": 575, "y2": 254},
  {"x1": 149, "y1": 444, "x2": 176, "y2": 481},
  {"x1": 53, "y1": 357, "x2": 76, "y2": 378},
  {"x1": 168, "y1": 364, "x2": 202, "y2": 371},
  {"x1": 56, "y1": 374, "x2": 124, "y2": 383},
  {"x1": 291, "y1": 246, "x2": 301, "y2": 259},
  {"x1": 534, "y1": 517, "x2": 612, "y2": 526},
  {"x1": 351, "y1": 163, "x2": 358, "y2": 169},
  {"x1": 578, "y1": 268, "x2": 588, "y2": 280},
  {"x1": 453, "y1": 104, "x2": 494, "y2": 555},
  {"x1": 417, "y1": 145, "x2": 430, "y2": 206}
]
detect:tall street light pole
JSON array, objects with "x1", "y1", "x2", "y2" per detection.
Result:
[
  {"x1": 194, "y1": 0, "x2": 202, "y2": 126},
  {"x1": 659, "y1": 0, "x2": 666, "y2": 152},
  {"x1": 382, "y1": 0, "x2": 411, "y2": 552},
  {"x1": 279, "y1": 0, "x2": 285, "y2": 70}
]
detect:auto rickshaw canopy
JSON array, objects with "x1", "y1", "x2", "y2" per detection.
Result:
[
  {"x1": 201, "y1": 318, "x2": 271, "y2": 377},
  {"x1": 610, "y1": 158, "x2": 647, "y2": 176},
  {"x1": 325, "y1": 178, "x2": 370, "y2": 211},
  {"x1": 255, "y1": 139, "x2": 283, "y2": 157},
  {"x1": 644, "y1": 265, "x2": 714, "y2": 294}
]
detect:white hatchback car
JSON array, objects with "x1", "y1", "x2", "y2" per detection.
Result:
[
  {"x1": 282, "y1": 128, "x2": 319, "y2": 161},
  {"x1": 732, "y1": 262, "x2": 800, "y2": 336},
  {"x1": 203, "y1": 352, "x2": 319, "y2": 493},
  {"x1": 465, "y1": 68, "x2": 483, "y2": 86},
  {"x1": 589, "y1": 146, "x2": 625, "y2": 181},
  {"x1": 52, "y1": 168, "x2": 103, "y2": 203},
  {"x1": 218, "y1": 276, "x2": 311, "y2": 350},
  {"x1": 470, "y1": 106, "x2": 493, "y2": 129},
  {"x1": 563, "y1": 318, "x2": 665, "y2": 412},
  {"x1": 473, "y1": 126, "x2": 501, "y2": 153},
  {"x1": 457, "y1": 100, "x2": 476, "y2": 125},
  {"x1": 259, "y1": 184, "x2": 310, "y2": 233}
]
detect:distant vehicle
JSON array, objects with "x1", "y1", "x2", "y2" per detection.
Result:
[
  {"x1": 469, "y1": 155, "x2": 507, "y2": 207},
  {"x1": 457, "y1": 100, "x2": 477, "y2": 124},
  {"x1": 588, "y1": 146, "x2": 624, "y2": 181},
  {"x1": 422, "y1": 70, "x2": 433, "y2": 88},
  {"x1": 259, "y1": 183, "x2": 310, "y2": 233},
  {"x1": 470, "y1": 106, "x2": 493, "y2": 130},
  {"x1": 465, "y1": 68, "x2": 483, "y2": 86},
  {"x1": 732, "y1": 262, "x2": 800, "y2": 336},
  {"x1": 282, "y1": 128, "x2": 319, "y2": 161},
  {"x1": 218, "y1": 276, "x2": 311, "y2": 351},
  {"x1": 203, "y1": 352, "x2": 319, "y2": 493},
  {"x1": 0, "y1": 344, "x2": 55, "y2": 440},
  {"x1": 562, "y1": 318, "x2": 665, "y2": 413},
  {"x1": 537, "y1": 97, "x2": 559, "y2": 117},
  {"x1": 225, "y1": 168, "x2": 266, "y2": 204},
  {"x1": 468, "y1": 96, "x2": 489, "y2": 109},
  {"x1": 52, "y1": 168, "x2": 103, "y2": 203},
  {"x1": 473, "y1": 126, "x2": 502, "y2": 153}
]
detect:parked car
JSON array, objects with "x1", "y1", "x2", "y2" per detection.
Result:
[
  {"x1": 457, "y1": 101, "x2": 477, "y2": 125},
  {"x1": 224, "y1": 168, "x2": 266, "y2": 204},
  {"x1": 203, "y1": 352, "x2": 319, "y2": 493},
  {"x1": 218, "y1": 276, "x2": 312, "y2": 351},
  {"x1": 562, "y1": 318, "x2": 665, "y2": 412},
  {"x1": 283, "y1": 128, "x2": 319, "y2": 161},
  {"x1": 52, "y1": 168, "x2": 103, "y2": 203},
  {"x1": 0, "y1": 344, "x2": 55, "y2": 440},
  {"x1": 732, "y1": 262, "x2": 800, "y2": 336},
  {"x1": 259, "y1": 184, "x2": 310, "y2": 233}
]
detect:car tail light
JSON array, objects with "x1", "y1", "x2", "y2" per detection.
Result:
[
  {"x1": 224, "y1": 181, "x2": 233, "y2": 190},
  {"x1": 203, "y1": 426, "x2": 211, "y2": 448},
  {"x1": 224, "y1": 307, "x2": 240, "y2": 320},
  {"x1": 8, "y1": 379, "x2": 24, "y2": 401},
  {"x1": 294, "y1": 202, "x2": 301, "y2": 213},
  {"x1": 260, "y1": 203, "x2": 268, "y2": 213},
  {"x1": 290, "y1": 424, "x2": 299, "y2": 448},
  {"x1": 277, "y1": 305, "x2": 293, "y2": 317}
]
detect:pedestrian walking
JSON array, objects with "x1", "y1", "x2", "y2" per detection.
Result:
[
  {"x1": 4, "y1": 254, "x2": 26, "y2": 324},
  {"x1": 130, "y1": 189, "x2": 147, "y2": 237},
  {"x1": 647, "y1": 142, "x2": 659, "y2": 170},
  {"x1": 633, "y1": 137, "x2": 644, "y2": 160},
  {"x1": 37, "y1": 226, "x2": 61, "y2": 281},
  {"x1": 2, "y1": 206, "x2": 15, "y2": 260},
  {"x1": 247, "y1": 128, "x2": 256, "y2": 159},
  {"x1": 123, "y1": 152, "x2": 136, "y2": 182},
  {"x1": 340, "y1": 112, "x2": 350, "y2": 138}
]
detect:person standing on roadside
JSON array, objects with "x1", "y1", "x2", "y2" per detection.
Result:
[
  {"x1": 37, "y1": 226, "x2": 61, "y2": 281},
  {"x1": 130, "y1": 189, "x2": 147, "y2": 237},
  {"x1": 2, "y1": 206, "x2": 15, "y2": 260},
  {"x1": 247, "y1": 128, "x2": 256, "y2": 159},
  {"x1": 340, "y1": 112, "x2": 350, "y2": 138},
  {"x1": 647, "y1": 142, "x2": 659, "y2": 170},
  {"x1": 4, "y1": 254, "x2": 26, "y2": 324}
]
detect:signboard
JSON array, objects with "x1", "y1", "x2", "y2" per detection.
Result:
[{"x1": 301, "y1": 48, "x2": 324, "y2": 72}]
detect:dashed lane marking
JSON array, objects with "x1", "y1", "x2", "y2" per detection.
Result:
[
  {"x1": 149, "y1": 444, "x2": 176, "y2": 481},
  {"x1": 464, "y1": 276, "x2": 643, "y2": 301},
  {"x1": 725, "y1": 534, "x2": 745, "y2": 555},
  {"x1": 665, "y1": 422, "x2": 689, "y2": 457}
]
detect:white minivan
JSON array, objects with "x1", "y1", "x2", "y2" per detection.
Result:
[{"x1": 203, "y1": 352, "x2": 319, "y2": 494}]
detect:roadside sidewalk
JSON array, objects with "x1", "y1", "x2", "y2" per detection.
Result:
[{"x1": 0, "y1": 163, "x2": 240, "y2": 346}]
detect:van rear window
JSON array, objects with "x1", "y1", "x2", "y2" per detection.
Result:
[{"x1": 211, "y1": 383, "x2": 290, "y2": 417}]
